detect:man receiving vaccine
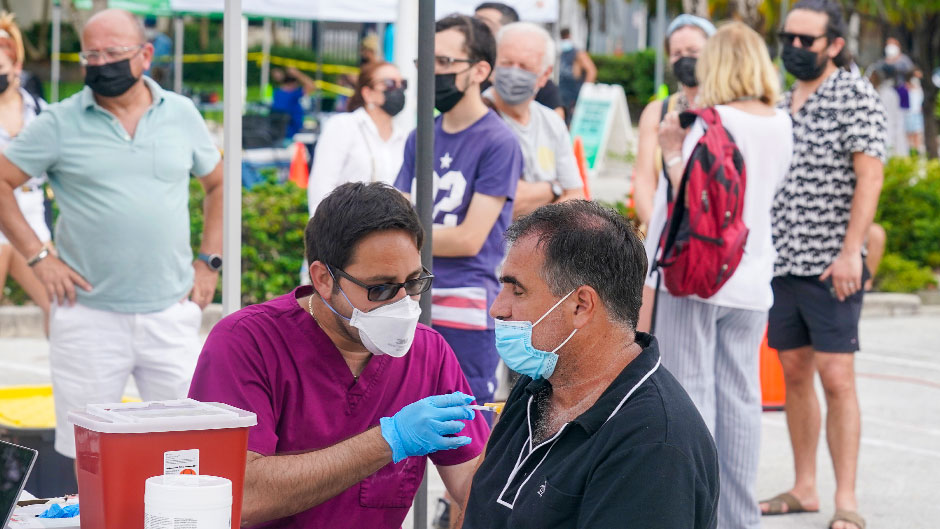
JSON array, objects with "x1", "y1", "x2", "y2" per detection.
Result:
[
  {"x1": 189, "y1": 183, "x2": 489, "y2": 528},
  {"x1": 460, "y1": 201, "x2": 718, "y2": 528}
]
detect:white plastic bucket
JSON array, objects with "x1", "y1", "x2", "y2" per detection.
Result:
[{"x1": 144, "y1": 475, "x2": 232, "y2": 529}]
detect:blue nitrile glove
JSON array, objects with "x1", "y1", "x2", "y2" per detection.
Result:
[
  {"x1": 39, "y1": 503, "x2": 80, "y2": 518},
  {"x1": 380, "y1": 391, "x2": 476, "y2": 463}
]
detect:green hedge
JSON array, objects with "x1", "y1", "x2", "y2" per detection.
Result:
[
  {"x1": 2, "y1": 175, "x2": 309, "y2": 308},
  {"x1": 592, "y1": 50, "x2": 673, "y2": 120},
  {"x1": 188, "y1": 175, "x2": 309, "y2": 306},
  {"x1": 873, "y1": 156, "x2": 940, "y2": 292}
]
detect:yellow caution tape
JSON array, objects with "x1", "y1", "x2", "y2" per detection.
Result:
[{"x1": 56, "y1": 51, "x2": 360, "y2": 76}]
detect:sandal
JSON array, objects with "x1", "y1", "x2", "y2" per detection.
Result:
[
  {"x1": 759, "y1": 492, "x2": 819, "y2": 515},
  {"x1": 829, "y1": 509, "x2": 866, "y2": 529}
]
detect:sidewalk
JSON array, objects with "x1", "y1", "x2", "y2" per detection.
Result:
[{"x1": 1, "y1": 306, "x2": 937, "y2": 527}]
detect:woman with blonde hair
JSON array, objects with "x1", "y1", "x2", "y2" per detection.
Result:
[
  {"x1": 647, "y1": 21, "x2": 793, "y2": 529},
  {"x1": 0, "y1": 12, "x2": 51, "y2": 332}
]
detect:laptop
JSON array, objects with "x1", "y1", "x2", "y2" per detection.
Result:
[{"x1": 0, "y1": 441, "x2": 37, "y2": 529}]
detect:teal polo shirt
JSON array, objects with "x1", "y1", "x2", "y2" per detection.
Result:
[{"x1": 4, "y1": 77, "x2": 221, "y2": 313}]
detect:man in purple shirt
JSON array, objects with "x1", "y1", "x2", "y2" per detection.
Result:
[
  {"x1": 395, "y1": 14, "x2": 523, "y2": 410},
  {"x1": 189, "y1": 183, "x2": 489, "y2": 528}
]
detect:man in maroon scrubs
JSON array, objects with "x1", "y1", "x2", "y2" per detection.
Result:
[{"x1": 189, "y1": 182, "x2": 489, "y2": 528}]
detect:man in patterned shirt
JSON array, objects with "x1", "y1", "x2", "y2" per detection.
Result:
[{"x1": 761, "y1": 2, "x2": 886, "y2": 529}]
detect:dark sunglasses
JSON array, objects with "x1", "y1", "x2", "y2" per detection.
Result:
[
  {"x1": 374, "y1": 78, "x2": 408, "y2": 91},
  {"x1": 778, "y1": 31, "x2": 826, "y2": 48},
  {"x1": 329, "y1": 264, "x2": 434, "y2": 302}
]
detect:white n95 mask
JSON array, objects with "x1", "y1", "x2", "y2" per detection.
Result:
[{"x1": 321, "y1": 270, "x2": 423, "y2": 357}]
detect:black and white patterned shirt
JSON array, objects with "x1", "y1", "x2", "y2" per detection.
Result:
[{"x1": 772, "y1": 68, "x2": 887, "y2": 277}]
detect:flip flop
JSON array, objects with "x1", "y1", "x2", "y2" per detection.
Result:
[
  {"x1": 759, "y1": 492, "x2": 819, "y2": 515},
  {"x1": 829, "y1": 509, "x2": 866, "y2": 529}
]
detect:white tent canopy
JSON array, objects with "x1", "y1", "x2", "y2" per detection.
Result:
[{"x1": 169, "y1": 0, "x2": 558, "y2": 22}]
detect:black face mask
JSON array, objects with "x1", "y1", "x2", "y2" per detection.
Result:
[
  {"x1": 380, "y1": 87, "x2": 406, "y2": 117},
  {"x1": 0, "y1": 73, "x2": 10, "y2": 95},
  {"x1": 781, "y1": 44, "x2": 828, "y2": 81},
  {"x1": 84, "y1": 58, "x2": 139, "y2": 97},
  {"x1": 434, "y1": 72, "x2": 466, "y2": 113},
  {"x1": 672, "y1": 56, "x2": 699, "y2": 87}
]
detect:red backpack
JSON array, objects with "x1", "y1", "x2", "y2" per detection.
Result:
[{"x1": 650, "y1": 107, "x2": 748, "y2": 332}]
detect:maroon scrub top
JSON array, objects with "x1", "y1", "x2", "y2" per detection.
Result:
[{"x1": 189, "y1": 286, "x2": 489, "y2": 528}]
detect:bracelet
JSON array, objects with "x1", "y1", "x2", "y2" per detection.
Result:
[
  {"x1": 26, "y1": 246, "x2": 50, "y2": 267},
  {"x1": 665, "y1": 156, "x2": 683, "y2": 169}
]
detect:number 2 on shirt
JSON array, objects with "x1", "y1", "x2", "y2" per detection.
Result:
[{"x1": 432, "y1": 170, "x2": 468, "y2": 228}]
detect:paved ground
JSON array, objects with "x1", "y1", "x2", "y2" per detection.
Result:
[{"x1": 1, "y1": 309, "x2": 937, "y2": 528}]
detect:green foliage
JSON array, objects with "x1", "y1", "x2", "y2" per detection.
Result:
[
  {"x1": 874, "y1": 253, "x2": 938, "y2": 293},
  {"x1": 591, "y1": 50, "x2": 668, "y2": 119},
  {"x1": 875, "y1": 157, "x2": 940, "y2": 268},
  {"x1": 23, "y1": 21, "x2": 82, "y2": 54},
  {"x1": 188, "y1": 175, "x2": 309, "y2": 306}
]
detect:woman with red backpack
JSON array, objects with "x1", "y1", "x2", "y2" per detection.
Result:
[{"x1": 645, "y1": 22, "x2": 793, "y2": 529}]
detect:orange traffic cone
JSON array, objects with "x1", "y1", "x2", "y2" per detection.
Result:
[
  {"x1": 572, "y1": 136, "x2": 591, "y2": 200},
  {"x1": 288, "y1": 142, "x2": 309, "y2": 189},
  {"x1": 760, "y1": 327, "x2": 786, "y2": 411}
]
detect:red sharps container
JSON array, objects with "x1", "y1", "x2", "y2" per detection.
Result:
[{"x1": 69, "y1": 399, "x2": 256, "y2": 529}]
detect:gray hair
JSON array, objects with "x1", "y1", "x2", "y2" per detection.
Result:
[{"x1": 496, "y1": 22, "x2": 555, "y2": 72}]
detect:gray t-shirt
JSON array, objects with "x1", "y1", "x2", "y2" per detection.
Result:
[{"x1": 485, "y1": 91, "x2": 582, "y2": 190}]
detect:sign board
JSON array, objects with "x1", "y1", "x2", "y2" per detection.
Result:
[{"x1": 569, "y1": 83, "x2": 633, "y2": 177}]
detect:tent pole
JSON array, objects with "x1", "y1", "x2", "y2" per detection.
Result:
[
  {"x1": 653, "y1": 0, "x2": 665, "y2": 91},
  {"x1": 314, "y1": 20, "x2": 323, "y2": 116},
  {"x1": 414, "y1": 0, "x2": 435, "y2": 526},
  {"x1": 173, "y1": 15, "x2": 184, "y2": 94},
  {"x1": 222, "y1": 0, "x2": 244, "y2": 316},
  {"x1": 51, "y1": 1, "x2": 61, "y2": 103},
  {"x1": 261, "y1": 17, "x2": 272, "y2": 99}
]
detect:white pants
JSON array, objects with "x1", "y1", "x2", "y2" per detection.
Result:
[
  {"x1": 654, "y1": 292, "x2": 767, "y2": 529},
  {"x1": 50, "y1": 301, "x2": 203, "y2": 457}
]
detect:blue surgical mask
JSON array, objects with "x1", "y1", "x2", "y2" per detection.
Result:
[{"x1": 494, "y1": 290, "x2": 578, "y2": 380}]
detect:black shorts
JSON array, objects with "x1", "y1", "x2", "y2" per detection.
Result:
[{"x1": 768, "y1": 272, "x2": 866, "y2": 353}]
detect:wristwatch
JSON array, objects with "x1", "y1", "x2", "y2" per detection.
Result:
[
  {"x1": 26, "y1": 246, "x2": 50, "y2": 267},
  {"x1": 197, "y1": 252, "x2": 223, "y2": 272},
  {"x1": 551, "y1": 182, "x2": 563, "y2": 201}
]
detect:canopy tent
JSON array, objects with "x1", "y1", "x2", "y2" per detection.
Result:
[{"x1": 169, "y1": 0, "x2": 558, "y2": 22}]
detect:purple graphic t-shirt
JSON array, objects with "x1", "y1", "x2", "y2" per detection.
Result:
[{"x1": 395, "y1": 110, "x2": 523, "y2": 331}]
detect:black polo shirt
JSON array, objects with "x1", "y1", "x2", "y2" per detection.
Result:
[{"x1": 462, "y1": 333, "x2": 719, "y2": 528}]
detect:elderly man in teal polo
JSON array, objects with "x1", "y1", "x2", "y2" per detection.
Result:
[{"x1": 0, "y1": 9, "x2": 223, "y2": 459}]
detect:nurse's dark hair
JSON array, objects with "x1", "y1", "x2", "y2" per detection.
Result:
[
  {"x1": 505, "y1": 200, "x2": 647, "y2": 330},
  {"x1": 305, "y1": 182, "x2": 424, "y2": 271},
  {"x1": 789, "y1": 0, "x2": 852, "y2": 68}
]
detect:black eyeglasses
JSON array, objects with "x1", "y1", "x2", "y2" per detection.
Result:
[
  {"x1": 329, "y1": 265, "x2": 434, "y2": 302},
  {"x1": 413, "y1": 56, "x2": 475, "y2": 69},
  {"x1": 778, "y1": 31, "x2": 826, "y2": 48}
]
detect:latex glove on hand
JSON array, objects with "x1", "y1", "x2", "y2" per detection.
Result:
[{"x1": 380, "y1": 391, "x2": 476, "y2": 463}]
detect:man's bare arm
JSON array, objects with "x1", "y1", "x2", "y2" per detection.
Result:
[
  {"x1": 433, "y1": 193, "x2": 507, "y2": 257},
  {"x1": 242, "y1": 427, "x2": 392, "y2": 526},
  {"x1": 512, "y1": 181, "x2": 554, "y2": 219},
  {"x1": 0, "y1": 154, "x2": 91, "y2": 304},
  {"x1": 819, "y1": 153, "x2": 884, "y2": 300},
  {"x1": 191, "y1": 160, "x2": 223, "y2": 308},
  {"x1": 0, "y1": 154, "x2": 40, "y2": 257}
]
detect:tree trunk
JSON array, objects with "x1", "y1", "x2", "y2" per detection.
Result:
[
  {"x1": 682, "y1": 0, "x2": 708, "y2": 18},
  {"x1": 914, "y1": 15, "x2": 939, "y2": 159},
  {"x1": 199, "y1": 17, "x2": 210, "y2": 51},
  {"x1": 5, "y1": 0, "x2": 48, "y2": 60},
  {"x1": 61, "y1": 0, "x2": 108, "y2": 37},
  {"x1": 733, "y1": 0, "x2": 764, "y2": 29}
]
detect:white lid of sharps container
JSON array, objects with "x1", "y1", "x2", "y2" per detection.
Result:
[{"x1": 145, "y1": 475, "x2": 233, "y2": 510}]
